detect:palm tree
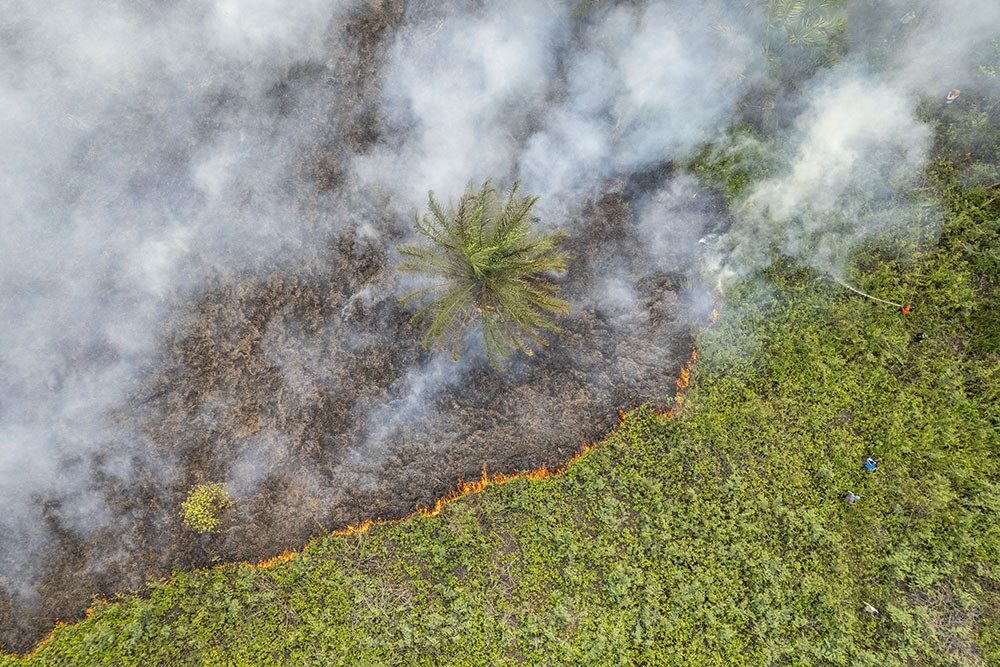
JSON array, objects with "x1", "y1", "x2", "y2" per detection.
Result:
[{"x1": 397, "y1": 180, "x2": 571, "y2": 369}]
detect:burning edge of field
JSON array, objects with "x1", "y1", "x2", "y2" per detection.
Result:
[{"x1": 16, "y1": 304, "x2": 720, "y2": 660}]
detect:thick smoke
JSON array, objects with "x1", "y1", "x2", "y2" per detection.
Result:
[
  {"x1": 358, "y1": 0, "x2": 760, "y2": 222},
  {"x1": 3, "y1": 0, "x2": 1000, "y2": 653},
  {"x1": 353, "y1": 1, "x2": 569, "y2": 205},
  {"x1": 704, "y1": 0, "x2": 1000, "y2": 286},
  {"x1": 1, "y1": 0, "x2": 354, "y2": 616},
  {"x1": 517, "y1": 1, "x2": 760, "y2": 219},
  {"x1": 716, "y1": 71, "x2": 933, "y2": 278},
  {"x1": 850, "y1": 0, "x2": 1000, "y2": 97}
]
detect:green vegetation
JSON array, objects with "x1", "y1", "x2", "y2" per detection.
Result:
[
  {"x1": 717, "y1": 0, "x2": 848, "y2": 128},
  {"x1": 398, "y1": 180, "x2": 571, "y2": 369},
  {"x1": 760, "y1": 0, "x2": 847, "y2": 67},
  {"x1": 690, "y1": 125, "x2": 779, "y2": 204},
  {"x1": 6, "y1": 116, "x2": 1000, "y2": 662},
  {"x1": 180, "y1": 483, "x2": 233, "y2": 534}
]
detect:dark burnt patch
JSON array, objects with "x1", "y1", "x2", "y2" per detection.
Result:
[{"x1": 0, "y1": 0, "x2": 718, "y2": 653}]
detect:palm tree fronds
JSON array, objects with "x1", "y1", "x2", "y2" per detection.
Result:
[{"x1": 397, "y1": 180, "x2": 571, "y2": 369}]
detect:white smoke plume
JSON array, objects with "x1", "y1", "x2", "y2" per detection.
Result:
[
  {"x1": 729, "y1": 70, "x2": 934, "y2": 274},
  {"x1": 711, "y1": 0, "x2": 1000, "y2": 282},
  {"x1": 1, "y1": 0, "x2": 357, "y2": 613},
  {"x1": 357, "y1": 0, "x2": 761, "y2": 224}
]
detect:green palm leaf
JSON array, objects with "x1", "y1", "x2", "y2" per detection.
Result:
[{"x1": 397, "y1": 180, "x2": 572, "y2": 369}]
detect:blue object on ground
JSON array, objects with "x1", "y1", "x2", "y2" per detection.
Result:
[{"x1": 864, "y1": 457, "x2": 878, "y2": 471}]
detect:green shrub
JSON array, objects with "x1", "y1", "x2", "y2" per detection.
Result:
[{"x1": 180, "y1": 482, "x2": 233, "y2": 534}]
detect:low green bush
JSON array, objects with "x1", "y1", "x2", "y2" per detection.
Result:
[{"x1": 180, "y1": 483, "x2": 233, "y2": 534}]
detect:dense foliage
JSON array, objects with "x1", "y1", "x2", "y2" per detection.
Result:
[{"x1": 398, "y1": 180, "x2": 571, "y2": 369}]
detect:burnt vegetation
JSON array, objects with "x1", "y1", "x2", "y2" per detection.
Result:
[{"x1": 0, "y1": 2, "x2": 705, "y2": 652}]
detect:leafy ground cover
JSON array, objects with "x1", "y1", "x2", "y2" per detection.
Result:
[{"x1": 5, "y1": 140, "x2": 1000, "y2": 664}]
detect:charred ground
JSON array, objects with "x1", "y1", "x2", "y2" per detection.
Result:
[
  {"x1": 1, "y1": 190, "x2": 710, "y2": 652},
  {"x1": 0, "y1": 1, "x2": 725, "y2": 648}
]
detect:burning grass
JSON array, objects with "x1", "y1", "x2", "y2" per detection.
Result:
[
  {"x1": 0, "y1": 153, "x2": 705, "y2": 655},
  {"x1": 5, "y1": 303, "x2": 713, "y2": 662},
  {"x1": 235, "y1": 323, "x2": 709, "y2": 574}
]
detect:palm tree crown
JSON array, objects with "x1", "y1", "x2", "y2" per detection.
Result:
[{"x1": 397, "y1": 180, "x2": 571, "y2": 369}]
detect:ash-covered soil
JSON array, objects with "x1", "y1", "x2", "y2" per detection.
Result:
[
  {"x1": 2, "y1": 188, "x2": 717, "y2": 653},
  {"x1": 0, "y1": 0, "x2": 725, "y2": 652}
]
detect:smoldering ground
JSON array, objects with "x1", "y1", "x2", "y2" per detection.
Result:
[{"x1": 2, "y1": 0, "x2": 997, "y2": 651}]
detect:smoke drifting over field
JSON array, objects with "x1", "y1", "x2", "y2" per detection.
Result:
[
  {"x1": 2, "y1": 0, "x2": 998, "y2": 651},
  {"x1": 1, "y1": 0, "x2": 357, "y2": 641},
  {"x1": 358, "y1": 0, "x2": 759, "y2": 216},
  {"x1": 708, "y1": 71, "x2": 934, "y2": 281}
]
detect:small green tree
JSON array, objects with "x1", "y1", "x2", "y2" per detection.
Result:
[
  {"x1": 180, "y1": 482, "x2": 233, "y2": 534},
  {"x1": 398, "y1": 180, "x2": 571, "y2": 369}
]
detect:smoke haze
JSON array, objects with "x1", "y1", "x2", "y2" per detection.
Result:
[{"x1": 2, "y1": 0, "x2": 999, "y2": 651}]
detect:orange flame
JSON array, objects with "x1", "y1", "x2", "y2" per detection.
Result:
[
  {"x1": 657, "y1": 301, "x2": 720, "y2": 418},
  {"x1": 23, "y1": 622, "x2": 67, "y2": 658},
  {"x1": 84, "y1": 598, "x2": 109, "y2": 619},
  {"x1": 255, "y1": 549, "x2": 296, "y2": 569}
]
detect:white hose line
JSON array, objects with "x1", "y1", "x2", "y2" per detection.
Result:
[{"x1": 829, "y1": 275, "x2": 904, "y2": 309}]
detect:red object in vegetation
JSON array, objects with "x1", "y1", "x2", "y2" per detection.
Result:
[
  {"x1": 901, "y1": 304, "x2": 913, "y2": 315},
  {"x1": 946, "y1": 89, "x2": 960, "y2": 103}
]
